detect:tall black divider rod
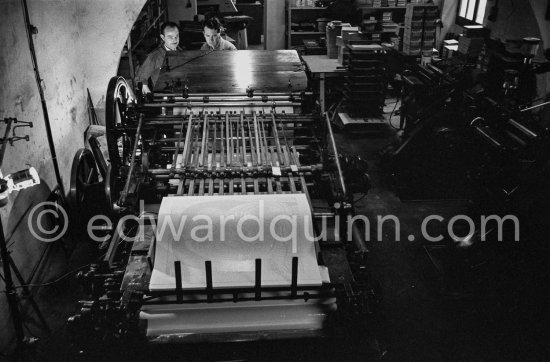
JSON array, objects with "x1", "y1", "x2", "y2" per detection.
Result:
[
  {"x1": 21, "y1": 0, "x2": 65, "y2": 197},
  {"x1": 205, "y1": 261, "x2": 213, "y2": 302},
  {"x1": 255, "y1": 258, "x2": 262, "y2": 301},
  {"x1": 174, "y1": 261, "x2": 183, "y2": 303},
  {"x1": 291, "y1": 257, "x2": 298, "y2": 297}
]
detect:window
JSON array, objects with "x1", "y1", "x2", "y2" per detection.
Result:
[{"x1": 456, "y1": 0, "x2": 487, "y2": 25}]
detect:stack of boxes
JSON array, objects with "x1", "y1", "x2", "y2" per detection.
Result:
[
  {"x1": 343, "y1": 44, "x2": 386, "y2": 117},
  {"x1": 458, "y1": 25, "x2": 489, "y2": 58},
  {"x1": 382, "y1": 11, "x2": 399, "y2": 35},
  {"x1": 442, "y1": 39, "x2": 459, "y2": 58},
  {"x1": 337, "y1": 26, "x2": 361, "y2": 65},
  {"x1": 402, "y1": 4, "x2": 438, "y2": 56}
]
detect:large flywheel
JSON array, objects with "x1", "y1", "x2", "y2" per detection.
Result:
[
  {"x1": 105, "y1": 76, "x2": 135, "y2": 173},
  {"x1": 69, "y1": 148, "x2": 105, "y2": 230}
]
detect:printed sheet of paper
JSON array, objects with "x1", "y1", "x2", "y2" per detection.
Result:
[{"x1": 149, "y1": 194, "x2": 322, "y2": 290}]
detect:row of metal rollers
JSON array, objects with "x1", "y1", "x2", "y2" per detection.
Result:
[{"x1": 169, "y1": 112, "x2": 309, "y2": 197}]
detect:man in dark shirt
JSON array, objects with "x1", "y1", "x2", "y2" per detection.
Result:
[{"x1": 135, "y1": 22, "x2": 182, "y2": 94}]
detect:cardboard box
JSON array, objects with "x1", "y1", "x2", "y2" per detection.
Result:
[{"x1": 341, "y1": 26, "x2": 360, "y2": 41}]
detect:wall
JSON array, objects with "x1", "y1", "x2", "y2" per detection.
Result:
[
  {"x1": 437, "y1": 0, "x2": 459, "y2": 47},
  {"x1": 168, "y1": 0, "x2": 198, "y2": 22},
  {"x1": 528, "y1": 0, "x2": 549, "y2": 50},
  {"x1": 483, "y1": 0, "x2": 540, "y2": 41},
  {"x1": 483, "y1": 0, "x2": 549, "y2": 98},
  {"x1": 264, "y1": 0, "x2": 286, "y2": 49},
  {"x1": 437, "y1": 0, "x2": 549, "y2": 98},
  {"x1": 0, "y1": 0, "x2": 145, "y2": 353}
]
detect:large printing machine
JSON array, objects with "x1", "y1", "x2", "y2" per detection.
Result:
[
  {"x1": 385, "y1": 46, "x2": 550, "y2": 205},
  {"x1": 67, "y1": 50, "x2": 374, "y2": 358}
]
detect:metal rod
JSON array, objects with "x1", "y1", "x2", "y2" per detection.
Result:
[
  {"x1": 205, "y1": 260, "x2": 213, "y2": 303},
  {"x1": 507, "y1": 118, "x2": 537, "y2": 139},
  {"x1": 121, "y1": 113, "x2": 144, "y2": 204},
  {"x1": 183, "y1": 117, "x2": 195, "y2": 167},
  {"x1": 0, "y1": 217, "x2": 25, "y2": 348},
  {"x1": 255, "y1": 258, "x2": 262, "y2": 301},
  {"x1": 267, "y1": 177, "x2": 273, "y2": 193},
  {"x1": 21, "y1": 0, "x2": 65, "y2": 197},
  {"x1": 253, "y1": 113, "x2": 262, "y2": 166},
  {"x1": 280, "y1": 120, "x2": 297, "y2": 165},
  {"x1": 174, "y1": 261, "x2": 183, "y2": 302},
  {"x1": 0, "y1": 118, "x2": 13, "y2": 168},
  {"x1": 260, "y1": 116, "x2": 271, "y2": 165},
  {"x1": 325, "y1": 113, "x2": 347, "y2": 197},
  {"x1": 181, "y1": 114, "x2": 194, "y2": 168},
  {"x1": 246, "y1": 118, "x2": 256, "y2": 166},
  {"x1": 200, "y1": 114, "x2": 209, "y2": 167},
  {"x1": 240, "y1": 113, "x2": 247, "y2": 166},
  {"x1": 152, "y1": 92, "x2": 308, "y2": 99},
  {"x1": 520, "y1": 100, "x2": 550, "y2": 112},
  {"x1": 291, "y1": 256, "x2": 298, "y2": 297},
  {"x1": 229, "y1": 114, "x2": 234, "y2": 166},
  {"x1": 147, "y1": 164, "x2": 323, "y2": 175},
  {"x1": 171, "y1": 116, "x2": 186, "y2": 170},
  {"x1": 211, "y1": 116, "x2": 218, "y2": 169},
  {"x1": 193, "y1": 118, "x2": 201, "y2": 168},
  {"x1": 146, "y1": 101, "x2": 299, "y2": 108},
  {"x1": 271, "y1": 113, "x2": 284, "y2": 166},
  {"x1": 220, "y1": 114, "x2": 225, "y2": 168}
]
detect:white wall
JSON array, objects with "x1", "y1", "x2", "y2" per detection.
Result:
[
  {"x1": 264, "y1": 0, "x2": 286, "y2": 49},
  {"x1": 0, "y1": 0, "x2": 145, "y2": 352}
]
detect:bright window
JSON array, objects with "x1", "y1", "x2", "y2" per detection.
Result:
[{"x1": 457, "y1": 0, "x2": 487, "y2": 25}]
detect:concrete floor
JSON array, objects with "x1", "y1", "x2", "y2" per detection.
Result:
[{"x1": 2, "y1": 100, "x2": 550, "y2": 361}]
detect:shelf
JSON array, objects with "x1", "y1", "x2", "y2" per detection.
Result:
[
  {"x1": 289, "y1": 6, "x2": 328, "y2": 10},
  {"x1": 131, "y1": 9, "x2": 167, "y2": 52},
  {"x1": 291, "y1": 31, "x2": 325, "y2": 35},
  {"x1": 359, "y1": 6, "x2": 407, "y2": 10}
]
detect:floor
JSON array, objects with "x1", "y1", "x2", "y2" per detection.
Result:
[{"x1": 2, "y1": 95, "x2": 550, "y2": 361}]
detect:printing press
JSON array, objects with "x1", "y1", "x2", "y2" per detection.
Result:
[{"x1": 67, "y1": 50, "x2": 374, "y2": 357}]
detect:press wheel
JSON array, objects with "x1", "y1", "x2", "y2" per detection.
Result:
[
  {"x1": 104, "y1": 164, "x2": 123, "y2": 215},
  {"x1": 69, "y1": 148, "x2": 104, "y2": 228},
  {"x1": 105, "y1": 76, "x2": 135, "y2": 173}
]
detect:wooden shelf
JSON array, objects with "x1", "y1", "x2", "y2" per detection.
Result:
[
  {"x1": 291, "y1": 31, "x2": 325, "y2": 35},
  {"x1": 289, "y1": 6, "x2": 328, "y2": 10},
  {"x1": 359, "y1": 6, "x2": 407, "y2": 10},
  {"x1": 131, "y1": 10, "x2": 167, "y2": 52},
  {"x1": 287, "y1": 6, "x2": 328, "y2": 49}
]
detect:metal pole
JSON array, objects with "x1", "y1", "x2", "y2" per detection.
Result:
[
  {"x1": 0, "y1": 217, "x2": 26, "y2": 349},
  {"x1": 324, "y1": 112, "x2": 347, "y2": 197},
  {"x1": 20, "y1": 0, "x2": 65, "y2": 197}
]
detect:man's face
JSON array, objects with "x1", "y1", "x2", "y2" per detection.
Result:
[
  {"x1": 161, "y1": 27, "x2": 179, "y2": 51},
  {"x1": 203, "y1": 27, "x2": 220, "y2": 48}
]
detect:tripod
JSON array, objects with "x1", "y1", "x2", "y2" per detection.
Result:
[{"x1": 0, "y1": 204, "x2": 50, "y2": 352}]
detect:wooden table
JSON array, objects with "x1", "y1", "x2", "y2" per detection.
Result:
[
  {"x1": 155, "y1": 50, "x2": 307, "y2": 94},
  {"x1": 301, "y1": 55, "x2": 347, "y2": 115}
]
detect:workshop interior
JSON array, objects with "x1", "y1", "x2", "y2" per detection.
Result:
[{"x1": 1, "y1": 0, "x2": 550, "y2": 360}]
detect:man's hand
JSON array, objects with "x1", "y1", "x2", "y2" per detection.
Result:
[{"x1": 142, "y1": 84, "x2": 152, "y2": 94}]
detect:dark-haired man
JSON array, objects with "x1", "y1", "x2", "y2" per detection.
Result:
[
  {"x1": 201, "y1": 17, "x2": 237, "y2": 51},
  {"x1": 135, "y1": 22, "x2": 182, "y2": 94}
]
